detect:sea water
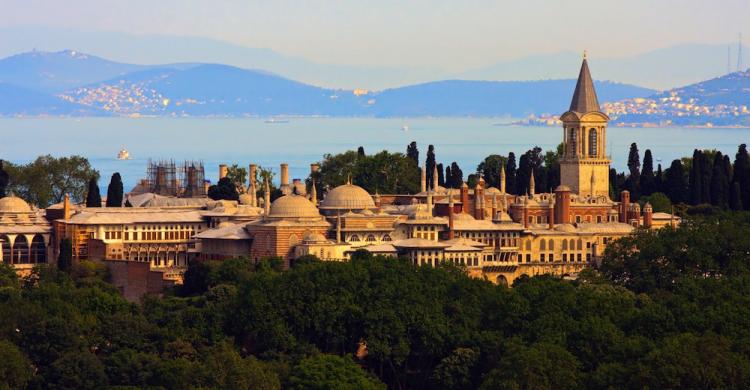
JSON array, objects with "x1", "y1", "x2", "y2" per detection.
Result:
[{"x1": 1, "y1": 117, "x2": 748, "y2": 191}]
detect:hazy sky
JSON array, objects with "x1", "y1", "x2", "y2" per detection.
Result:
[{"x1": 1, "y1": 0, "x2": 748, "y2": 70}]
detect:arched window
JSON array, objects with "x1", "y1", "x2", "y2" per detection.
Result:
[
  {"x1": 540, "y1": 240, "x2": 546, "y2": 251},
  {"x1": 588, "y1": 128, "x2": 598, "y2": 157},
  {"x1": 569, "y1": 239, "x2": 575, "y2": 251},
  {"x1": 350, "y1": 234, "x2": 360, "y2": 242},
  {"x1": 365, "y1": 234, "x2": 376, "y2": 243},
  {"x1": 577, "y1": 239, "x2": 583, "y2": 250},
  {"x1": 562, "y1": 239, "x2": 568, "y2": 250},
  {"x1": 31, "y1": 235, "x2": 46, "y2": 263},
  {"x1": 13, "y1": 235, "x2": 29, "y2": 264},
  {"x1": 549, "y1": 239, "x2": 555, "y2": 251},
  {"x1": 525, "y1": 241, "x2": 531, "y2": 251},
  {"x1": 569, "y1": 128, "x2": 577, "y2": 155},
  {"x1": 382, "y1": 234, "x2": 392, "y2": 242},
  {"x1": 0, "y1": 235, "x2": 10, "y2": 264}
]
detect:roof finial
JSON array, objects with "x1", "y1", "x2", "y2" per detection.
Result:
[
  {"x1": 583, "y1": 49, "x2": 588, "y2": 60},
  {"x1": 347, "y1": 174, "x2": 351, "y2": 185}
]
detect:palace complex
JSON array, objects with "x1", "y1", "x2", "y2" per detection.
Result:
[{"x1": 0, "y1": 57, "x2": 679, "y2": 288}]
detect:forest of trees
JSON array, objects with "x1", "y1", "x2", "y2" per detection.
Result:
[{"x1": 2, "y1": 211, "x2": 750, "y2": 389}]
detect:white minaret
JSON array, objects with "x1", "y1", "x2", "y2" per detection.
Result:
[{"x1": 420, "y1": 165, "x2": 427, "y2": 193}]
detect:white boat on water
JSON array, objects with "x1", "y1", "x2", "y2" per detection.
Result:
[
  {"x1": 265, "y1": 118, "x2": 290, "y2": 124},
  {"x1": 117, "y1": 148, "x2": 131, "y2": 160},
  {"x1": 401, "y1": 125, "x2": 409, "y2": 132}
]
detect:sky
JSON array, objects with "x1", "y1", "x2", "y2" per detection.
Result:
[{"x1": 1, "y1": 0, "x2": 748, "y2": 71}]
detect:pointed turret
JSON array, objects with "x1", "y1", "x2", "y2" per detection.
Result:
[
  {"x1": 432, "y1": 165, "x2": 439, "y2": 190},
  {"x1": 500, "y1": 164, "x2": 506, "y2": 194},
  {"x1": 311, "y1": 180, "x2": 317, "y2": 205},
  {"x1": 529, "y1": 170, "x2": 535, "y2": 195},
  {"x1": 569, "y1": 53, "x2": 600, "y2": 113}
]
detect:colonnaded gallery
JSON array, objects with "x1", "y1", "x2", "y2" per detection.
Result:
[{"x1": 0, "y1": 57, "x2": 679, "y2": 288}]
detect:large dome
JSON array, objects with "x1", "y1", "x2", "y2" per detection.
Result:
[
  {"x1": 269, "y1": 195, "x2": 320, "y2": 218},
  {"x1": 320, "y1": 184, "x2": 375, "y2": 210},
  {"x1": 0, "y1": 196, "x2": 32, "y2": 213}
]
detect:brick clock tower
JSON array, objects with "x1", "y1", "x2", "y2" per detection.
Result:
[{"x1": 560, "y1": 53, "x2": 611, "y2": 199}]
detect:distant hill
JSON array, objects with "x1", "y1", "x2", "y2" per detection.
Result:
[
  {"x1": 0, "y1": 27, "x2": 746, "y2": 90},
  {"x1": 0, "y1": 82, "x2": 100, "y2": 116},
  {"x1": 459, "y1": 44, "x2": 750, "y2": 91},
  {"x1": 0, "y1": 50, "x2": 150, "y2": 93},
  {"x1": 367, "y1": 79, "x2": 654, "y2": 117},
  {"x1": 0, "y1": 49, "x2": 655, "y2": 118},
  {"x1": 605, "y1": 69, "x2": 750, "y2": 126}
]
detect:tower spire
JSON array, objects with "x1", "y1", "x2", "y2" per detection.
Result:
[{"x1": 569, "y1": 54, "x2": 600, "y2": 113}]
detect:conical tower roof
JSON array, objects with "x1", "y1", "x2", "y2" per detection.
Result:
[{"x1": 569, "y1": 56, "x2": 600, "y2": 113}]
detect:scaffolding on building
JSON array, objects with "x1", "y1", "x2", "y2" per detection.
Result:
[
  {"x1": 180, "y1": 160, "x2": 206, "y2": 197},
  {"x1": 146, "y1": 159, "x2": 178, "y2": 196}
]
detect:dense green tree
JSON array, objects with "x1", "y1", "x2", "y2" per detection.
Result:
[
  {"x1": 446, "y1": 162, "x2": 463, "y2": 188},
  {"x1": 225, "y1": 164, "x2": 248, "y2": 193},
  {"x1": 317, "y1": 149, "x2": 420, "y2": 194},
  {"x1": 0, "y1": 160, "x2": 8, "y2": 198},
  {"x1": 4, "y1": 155, "x2": 99, "y2": 207},
  {"x1": 639, "y1": 192, "x2": 672, "y2": 213},
  {"x1": 289, "y1": 354, "x2": 385, "y2": 390},
  {"x1": 0, "y1": 340, "x2": 33, "y2": 389},
  {"x1": 85, "y1": 177, "x2": 101, "y2": 207},
  {"x1": 664, "y1": 159, "x2": 687, "y2": 204},
  {"x1": 357, "y1": 146, "x2": 366, "y2": 157},
  {"x1": 47, "y1": 351, "x2": 108, "y2": 390},
  {"x1": 626, "y1": 143, "x2": 641, "y2": 199},
  {"x1": 198, "y1": 343, "x2": 280, "y2": 390},
  {"x1": 406, "y1": 141, "x2": 419, "y2": 166},
  {"x1": 476, "y1": 154, "x2": 507, "y2": 189},
  {"x1": 734, "y1": 144, "x2": 750, "y2": 209},
  {"x1": 208, "y1": 177, "x2": 240, "y2": 201},
  {"x1": 479, "y1": 340, "x2": 581, "y2": 390},
  {"x1": 640, "y1": 149, "x2": 656, "y2": 196},
  {"x1": 430, "y1": 348, "x2": 479, "y2": 390},
  {"x1": 105, "y1": 172, "x2": 124, "y2": 207}
]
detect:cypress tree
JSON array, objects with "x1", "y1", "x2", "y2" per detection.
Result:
[
  {"x1": 516, "y1": 153, "x2": 530, "y2": 195},
  {"x1": 734, "y1": 144, "x2": 750, "y2": 210},
  {"x1": 626, "y1": 143, "x2": 641, "y2": 199},
  {"x1": 506, "y1": 152, "x2": 517, "y2": 195},
  {"x1": 426, "y1": 145, "x2": 436, "y2": 187},
  {"x1": 640, "y1": 149, "x2": 655, "y2": 196},
  {"x1": 105, "y1": 172, "x2": 124, "y2": 207},
  {"x1": 654, "y1": 163, "x2": 664, "y2": 194},
  {"x1": 0, "y1": 160, "x2": 8, "y2": 198},
  {"x1": 700, "y1": 151, "x2": 712, "y2": 204},
  {"x1": 689, "y1": 149, "x2": 703, "y2": 205},
  {"x1": 731, "y1": 182, "x2": 743, "y2": 210},
  {"x1": 357, "y1": 146, "x2": 365, "y2": 157},
  {"x1": 710, "y1": 152, "x2": 729, "y2": 208},
  {"x1": 437, "y1": 163, "x2": 445, "y2": 187},
  {"x1": 665, "y1": 159, "x2": 686, "y2": 204},
  {"x1": 58, "y1": 238, "x2": 73, "y2": 272},
  {"x1": 449, "y1": 162, "x2": 463, "y2": 187},
  {"x1": 406, "y1": 141, "x2": 419, "y2": 166},
  {"x1": 85, "y1": 177, "x2": 101, "y2": 207},
  {"x1": 445, "y1": 166, "x2": 452, "y2": 188},
  {"x1": 609, "y1": 168, "x2": 619, "y2": 200}
]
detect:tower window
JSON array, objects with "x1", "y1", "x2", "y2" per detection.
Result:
[
  {"x1": 588, "y1": 128, "x2": 598, "y2": 157},
  {"x1": 569, "y1": 128, "x2": 577, "y2": 155}
]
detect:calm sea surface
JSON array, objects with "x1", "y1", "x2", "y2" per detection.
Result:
[{"x1": 1, "y1": 117, "x2": 749, "y2": 191}]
